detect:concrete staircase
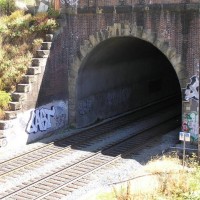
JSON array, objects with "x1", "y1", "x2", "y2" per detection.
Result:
[{"x1": 0, "y1": 34, "x2": 53, "y2": 147}]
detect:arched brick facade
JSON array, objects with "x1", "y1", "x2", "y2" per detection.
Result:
[{"x1": 68, "y1": 23, "x2": 188, "y2": 125}]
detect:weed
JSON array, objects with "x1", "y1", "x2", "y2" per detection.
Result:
[
  {"x1": 94, "y1": 153, "x2": 200, "y2": 200},
  {"x1": 0, "y1": 10, "x2": 58, "y2": 112}
]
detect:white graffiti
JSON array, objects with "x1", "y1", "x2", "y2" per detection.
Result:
[
  {"x1": 27, "y1": 107, "x2": 55, "y2": 134},
  {"x1": 60, "y1": 0, "x2": 79, "y2": 6},
  {"x1": 183, "y1": 75, "x2": 199, "y2": 101},
  {"x1": 37, "y1": 0, "x2": 49, "y2": 12}
]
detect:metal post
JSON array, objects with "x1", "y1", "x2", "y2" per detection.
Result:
[
  {"x1": 198, "y1": 106, "x2": 200, "y2": 162},
  {"x1": 183, "y1": 132, "x2": 186, "y2": 168}
]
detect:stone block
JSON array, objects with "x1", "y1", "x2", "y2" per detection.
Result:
[
  {"x1": 32, "y1": 58, "x2": 47, "y2": 66},
  {"x1": 45, "y1": 34, "x2": 54, "y2": 42},
  {"x1": 133, "y1": 26, "x2": 143, "y2": 38},
  {"x1": 17, "y1": 84, "x2": 30, "y2": 93},
  {"x1": 4, "y1": 111, "x2": 18, "y2": 120},
  {"x1": 89, "y1": 35, "x2": 98, "y2": 46},
  {"x1": 171, "y1": 55, "x2": 182, "y2": 66},
  {"x1": 95, "y1": 32, "x2": 101, "y2": 43},
  {"x1": 21, "y1": 75, "x2": 36, "y2": 84},
  {"x1": 41, "y1": 42, "x2": 52, "y2": 50},
  {"x1": 99, "y1": 30, "x2": 106, "y2": 41},
  {"x1": 174, "y1": 63, "x2": 185, "y2": 73},
  {"x1": 83, "y1": 40, "x2": 91, "y2": 47},
  {"x1": 0, "y1": 121, "x2": 8, "y2": 130},
  {"x1": 154, "y1": 39, "x2": 169, "y2": 53},
  {"x1": 142, "y1": 30, "x2": 156, "y2": 43},
  {"x1": 80, "y1": 45, "x2": 87, "y2": 58},
  {"x1": 11, "y1": 93, "x2": 26, "y2": 102},
  {"x1": 36, "y1": 50, "x2": 50, "y2": 58},
  {"x1": 179, "y1": 79, "x2": 187, "y2": 88},
  {"x1": 177, "y1": 70, "x2": 188, "y2": 80},
  {"x1": 27, "y1": 67, "x2": 41, "y2": 75},
  {"x1": 9, "y1": 102, "x2": 21, "y2": 111},
  {"x1": 165, "y1": 47, "x2": 177, "y2": 59}
]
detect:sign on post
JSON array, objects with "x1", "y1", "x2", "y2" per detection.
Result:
[
  {"x1": 179, "y1": 132, "x2": 191, "y2": 168},
  {"x1": 179, "y1": 132, "x2": 191, "y2": 142}
]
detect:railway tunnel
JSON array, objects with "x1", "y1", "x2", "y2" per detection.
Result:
[{"x1": 76, "y1": 36, "x2": 182, "y2": 128}]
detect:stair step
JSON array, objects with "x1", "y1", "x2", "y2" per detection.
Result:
[
  {"x1": 36, "y1": 50, "x2": 50, "y2": 58},
  {"x1": 45, "y1": 34, "x2": 54, "y2": 42},
  {"x1": 0, "y1": 121, "x2": 7, "y2": 130},
  {"x1": 17, "y1": 84, "x2": 30, "y2": 93},
  {"x1": 27, "y1": 67, "x2": 41, "y2": 75},
  {"x1": 0, "y1": 136, "x2": 7, "y2": 147},
  {"x1": 41, "y1": 42, "x2": 52, "y2": 50},
  {"x1": 9, "y1": 102, "x2": 21, "y2": 111},
  {"x1": 4, "y1": 111, "x2": 19, "y2": 120},
  {"x1": 21, "y1": 75, "x2": 36, "y2": 84},
  {"x1": 32, "y1": 58, "x2": 47, "y2": 66},
  {"x1": 0, "y1": 130, "x2": 4, "y2": 138},
  {"x1": 0, "y1": 120, "x2": 13, "y2": 130},
  {"x1": 11, "y1": 93, "x2": 26, "y2": 101}
]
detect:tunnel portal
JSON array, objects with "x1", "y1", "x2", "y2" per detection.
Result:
[{"x1": 76, "y1": 37, "x2": 182, "y2": 128}]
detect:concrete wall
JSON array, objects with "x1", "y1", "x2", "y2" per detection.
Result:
[{"x1": 3, "y1": 100, "x2": 68, "y2": 147}]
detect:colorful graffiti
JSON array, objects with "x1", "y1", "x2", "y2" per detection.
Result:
[
  {"x1": 60, "y1": 0, "x2": 79, "y2": 6},
  {"x1": 182, "y1": 111, "x2": 199, "y2": 143},
  {"x1": 27, "y1": 107, "x2": 55, "y2": 134},
  {"x1": 183, "y1": 75, "x2": 199, "y2": 102}
]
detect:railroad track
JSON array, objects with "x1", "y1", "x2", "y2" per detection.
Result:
[
  {"x1": 0, "y1": 97, "x2": 180, "y2": 178},
  {"x1": 0, "y1": 101, "x2": 180, "y2": 199},
  {"x1": 1, "y1": 106, "x2": 180, "y2": 199},
  {"x1": 0, "y1": 116, "x2": 180, "y2": 200},
  {"x1": 36, "y1": 117, "x2": 179, "y2": 200},
  {"x1": 0, "y1": 95, "x2": 179, "y2": 175}
]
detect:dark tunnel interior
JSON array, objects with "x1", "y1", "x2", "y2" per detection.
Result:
[{"x1": 76, "y1": 37, "x2": 182, "y2": 128}]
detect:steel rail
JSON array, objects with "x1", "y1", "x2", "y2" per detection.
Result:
[
  {"x1": 2, "y1": 113, "x2": 180, "y2": 199},
  {"x1": 35, "y1": 116, "x2": 180, "y2": 200},
  {"x1": 0, "y1": 96, "x2": 179, "y2": 178}
]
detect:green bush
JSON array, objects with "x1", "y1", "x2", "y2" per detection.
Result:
[
  {"x1": 0, "y1": 11, "x2": 58, "y2": 93},
  {"x1": 0, "y1": 0, "x2": 16, "y2": 15},
  {"x1": 0, "y1": 10, "x2": 58, "y2": 112},
  {"x1": 0, "y1": 91, "x2": 11, "y2": 119},
  {"x1": 0, "y1": 91, "x2": 11, "y2": 110},
  {"x1": 48, "y1": 6, "x2": 60, "y2": 18}
]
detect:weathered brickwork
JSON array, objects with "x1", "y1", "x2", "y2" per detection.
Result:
[
  {"x1": 69, "y1": 0, "x2": 200, "y2": 7},
  {"x1": 0, "y1": 1, "x2": 199, "y2": 150},
  {"x1": 51, "y1": 2, "x2": 199, "y2": 147}
]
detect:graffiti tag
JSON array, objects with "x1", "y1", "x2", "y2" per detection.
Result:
[
  {"x1": 27, "y1": 107, "x2": 55, "y2": 134},
  {"x1": 60, "y1": 0, "x2": 79, "y2": 6},
  {"x1": 183, "y1": 75, "x2": 199, "y2": 102},
  {"x1": 107, "y1": 88, "x2": 131, "y2": 106},
  {"x1": 182, "y1": 112, "x2": 198, "y2": 142},
  {"x1": 37, "y1": 0, "x2": 49, "y2": 12},
  {"x1": 78, "y1": 98, "x2": 93, "y2": 115}
]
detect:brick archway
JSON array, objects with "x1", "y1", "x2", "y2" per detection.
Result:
[{"x1": 68, "y1": 23, "x2": 187, "y2": 126}]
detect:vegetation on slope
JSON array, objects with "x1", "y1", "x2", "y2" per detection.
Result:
[{"x1": 0, "y1": 4, "x2": 58, "y2": 119}]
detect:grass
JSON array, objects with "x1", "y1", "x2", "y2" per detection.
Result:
[
  {"x1": 23, "y1": 0, "x2": 36, "y2": 6},
  {"x1": 93, "y1": 153, "x2": 200, "y2": 200},
  {"x1": 0, "y1": 9, "x2": 59, "y2": 118}
]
